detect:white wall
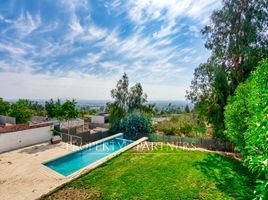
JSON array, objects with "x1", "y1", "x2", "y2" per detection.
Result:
[
  {"x1": 60, "y1": 119, "x2": 84, "y2": 129},
  {"x1": 0, "y1": 126, "x2": 52, "y2": 153},
  {"x1": 91, "y1": 116, "x2": 105, "y2": 124}
]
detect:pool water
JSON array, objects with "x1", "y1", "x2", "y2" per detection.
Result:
[{"x1": 44, "y1": 136, "x2": 133, "y2": 176}]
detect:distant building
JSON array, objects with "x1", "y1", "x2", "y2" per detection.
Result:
[
  {"x1": 0, "y1": 115, "x2": 16, "y2": 126},
  {"x1": 60, "y1": 118, "x2": 84, "y2": 129},
  {"x1": 91, "y1": 112, "x2": 109, "y2": 124},
  {"x1": 30, "y1": 116, "x2": 59, "y2": 126},
  {"x1": 152, "y1": 117, "x2": 171, "y2": 123}
]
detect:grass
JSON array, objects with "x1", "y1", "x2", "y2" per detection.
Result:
[{"x1": 44, "y1": 146, "x2": 254, "y2": 200}]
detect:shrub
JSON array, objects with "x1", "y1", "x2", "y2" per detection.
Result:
[
  {"x1": 179, "y1": 123, "x2": 193, "y2": 135},
  {"x1": 161, "y1": 127, "x2": 177, "y2": 135},
  {"x1": 110, "y1": 112, "x2": 153, "y2": 140},
  {"x1": 224, "y1": 60, "x2": 268, "y2": 198},
  {"x1": 121, "y1": 112, "x2": 153, "y2": 139}
]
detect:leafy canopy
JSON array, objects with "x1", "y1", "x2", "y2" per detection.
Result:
[
  {"x1": 106, "y1": 73, "x2": 152, "y2": 121},
  {"x1": 225, "y1": 60, "x2": 268, "y2": 199},
  {"x1": 187, "y1": 0, "x2": 268, "y2": 137}
]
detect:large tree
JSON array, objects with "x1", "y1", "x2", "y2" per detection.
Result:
[
  {"x1": 187, "y1": 0, "x2": 268, "y2": 137},
  {"x1": 107, "y1": 73, "x2": 150, "y2": 121}
]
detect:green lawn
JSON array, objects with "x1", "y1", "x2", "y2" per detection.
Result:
[{"x1": 44, "y1": 146, "x2": 254, "y2": 200}]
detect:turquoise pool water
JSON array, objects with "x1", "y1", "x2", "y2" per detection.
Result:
[{"x1": 44, "y1": 136, "x2": 133, "y2": 176}]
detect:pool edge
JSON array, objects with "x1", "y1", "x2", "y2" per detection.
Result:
[{"x1": 39, "y1": 136, "x2": 148, "y2": 199}]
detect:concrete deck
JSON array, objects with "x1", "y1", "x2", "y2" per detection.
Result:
[
  {"x1": 0, "y1": 135, "x2": 148, "y2": 200},
  {"x1": 0, "y1": 142, "x2": 78, "y2": 200}
]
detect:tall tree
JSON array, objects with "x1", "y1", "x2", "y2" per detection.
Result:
[
  {"x1": 187, "y1": 0, "x2": 268, "y2": 137},
  {"x1": 128, "y1": 83, "x2": 147, "y2": 112},
  {"x1": 184, "y1": 105, "x2": 190, "y2": 113},
  {"x1": 107, "y1": 73, "x2": 150, "y2": 121},
  {"x1": 202, "y1": 0, "x2": 268, "y2": 92}
]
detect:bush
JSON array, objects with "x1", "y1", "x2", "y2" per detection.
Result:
[
  {"x1": 179, "y1": 123, "x2": 193, "y2": 135},
  {"x1": 110, "y1": 112, "x2": 153, "y2": 140},
  {"x1": 161, "y1": 127, "x2": 177, "y2": 135},
  {"x1": 224, "y1": 60, "x2": 268, "y2": 198},
  {"x1": 121, "y1": 112, "x2": 153, "y2": 139}
]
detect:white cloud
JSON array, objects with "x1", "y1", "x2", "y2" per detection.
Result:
[
  {"x1": 11, "y1": 12, "x2": 41, "y2": 37},
  {"x1": 0, "y1": 43, "x2": 27, "y2": 56}
]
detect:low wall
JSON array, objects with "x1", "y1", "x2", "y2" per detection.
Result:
[
  {"x1": 0, "y1": 123, "x2": 53, "y2": 133},
  {"x1": 0, "y1": 125, "x2": 53, "y2": 153}
]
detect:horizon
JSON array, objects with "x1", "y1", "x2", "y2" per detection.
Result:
[{"x1": 0, "y1": 0, "x2": 221, "y2": 100}]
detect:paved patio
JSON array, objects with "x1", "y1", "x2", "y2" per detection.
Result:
[{"x1": 0, "y1": 142, "x2": 79, "y2": 200}]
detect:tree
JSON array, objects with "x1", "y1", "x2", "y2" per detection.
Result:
[
  {"x1": 45, "y1": 99, "x2": 61, "y2": 118},
  {"x1": 128, "y1": 83, "x2": 147, "y2": 112},
  {"x1": 9, "y1": 103, "x2": 32, "y2": 124},
  {"x1": 61, "y1": 100, "x2": 78, "y2": 120},
  {"x1": 17, "y1": 99, "x2": 46, "y2": 116},
  {"x1": 107, "y1": 73, "x2": 151, "y2": 121},
  {"x1": 0, "y1": 98, "x2": 10, "y2": 115},
  {"x1": 202, "y1": 0, "x2": 268, "y2": 89},
  {"x1": 186, "y1": 0, "x2": 268, "y2": 137},
  {"x1": 187, "y1": 63, "x2": 230, "y2": 137},
  {"x1": 184, "y1": 105, "x2": 190, "y2": 113}
]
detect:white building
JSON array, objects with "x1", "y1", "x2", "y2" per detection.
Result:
[{"x1": 91, "y1": 113, "x2": 109, "y2": 124}]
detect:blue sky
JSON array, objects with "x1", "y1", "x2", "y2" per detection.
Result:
[{"x1": 0, "y1": 0, "x2": 221, "y2": 100}]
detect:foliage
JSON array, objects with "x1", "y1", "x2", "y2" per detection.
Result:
[
  {"x1": 187, "y1": 63, "x2": 230, "y2": 137},
  {"x1": 184, "y1": 104, "x2": 190, "y2": 113},
  {"x1": 17, "y1": 99, "x2": 46, "y2": 116},
  {"x1": 45, "y1": 99, "x2": 78, "y2": 120},
  {"x1": 0, "y1": 97, "x2": 10, "y2": 115},
  {"x1": 61, "y1": 100, "x2": 78, "y2": 120},
  {"x1": 107, "y1": 73, "x2": 152, "y2": 123},
  {"x1": 224, "y1": 60, "x2": 268, "y2": 198},
  {"x1": 45, "y1": 147, "x2": 254, "y2": 199},
  {"x1": 202, "y1": 0, "x2": 267, "y2": 86},
  {"x1": 8, "y1": 103, "x2": 32, "y2": 124},
  {"x1": 155, "y1": 106, "x2": 183, "y2": 115},
  {"x1": 45, "y1": 99, "x2": 61, "y2": 118},
  {"x1": 111, "y1": 112, "x2": 152, "y2": 139},
  {"x1": 186, "y1": 0, "x2": 268, "y2": 138},
  {"x1": 154, "y1": 114, "x2": 207, "y2": 137}
]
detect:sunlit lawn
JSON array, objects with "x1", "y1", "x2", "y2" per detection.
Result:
[{"x1": 44, "y1": 146, "x2": 254, "y2": 200}]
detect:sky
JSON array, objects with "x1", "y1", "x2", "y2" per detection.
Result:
[{"x1": 0, "y1": 0, "x2": 221, "y2": 101}]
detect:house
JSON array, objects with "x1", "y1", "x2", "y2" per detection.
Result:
[
  {"x1": 91, "y1": 112, "x2": 109, "y2": 124},
  {"x1": 0, "y1": 115, "x2": 16, "y2": 126}
]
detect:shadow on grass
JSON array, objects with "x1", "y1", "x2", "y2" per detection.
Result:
[{"x1": 194, "y1": 153, "x2": 255, "y2": 199}]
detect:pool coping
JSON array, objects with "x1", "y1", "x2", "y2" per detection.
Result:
[{"x1": 40, "y1": 136, "x2": 148, "y2": 198}]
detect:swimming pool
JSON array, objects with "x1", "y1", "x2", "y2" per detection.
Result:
[{"x1": 44, "y1": 135, "x2": 133, "y2": 176}]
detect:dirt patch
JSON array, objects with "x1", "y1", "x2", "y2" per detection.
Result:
[{"x1": 46, "y1": 188, "x2": 102, "y2": 200}]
